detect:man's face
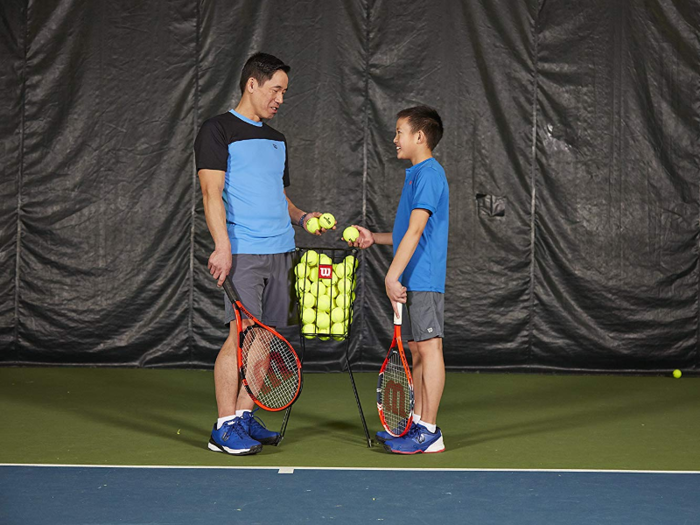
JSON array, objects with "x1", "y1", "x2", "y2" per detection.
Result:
[
  {"x1": 250, "y1": 70, "x2": 288, "y2": 120},
  {"x1": 393, "y1": 117, "x2": 418, "y2": 160}
]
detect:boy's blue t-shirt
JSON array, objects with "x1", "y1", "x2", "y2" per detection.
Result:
[{"x1": 392, "y1": 157, "x2": 449, "y2": 292}]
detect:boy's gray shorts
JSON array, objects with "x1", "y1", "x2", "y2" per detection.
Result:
[
  {"x1": 401, "y1": 291, "x2": 445, "y2": 342},
  {"x1": 223, "y1": 252, "x2": 296, "y2": 327}
]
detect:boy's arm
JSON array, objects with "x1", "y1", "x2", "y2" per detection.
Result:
[
  {"x1": 199, "y1": 169, "x2": 232, "y2": 287},
  {"x1": 385, "y1": 209, "x2": 431, "y2": 315},
  {"x1": 348, "y1": 225, "x2": 392, "y2": 248}
]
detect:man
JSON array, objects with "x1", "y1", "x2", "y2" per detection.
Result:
[{"x1": 194, "y1": 52, "x2": 330, "y2": 455}]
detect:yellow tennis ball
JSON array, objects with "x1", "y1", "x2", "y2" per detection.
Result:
[
  {"x1": 311, "y1": 281, "x2": 326, "y2": 297},
  {"x1": 331, "y1": 322, "x2": 346, "y2": 341},
  {"x1": 317, "y1": 326, "x2": 331, "y2": 341},
  {"x1": 301, "y1": 308, "x2": 316, "y2": 325},
  {"x1": 301, "y1": 292, "x2": 316, "y2": 308},
  {"x1": 317, "y1": 295, "x2": 332, "y2": 312},
  {"x1": 342, "y1": 226, "x2": 359, "y2": 242},
  {"x1": 294, "y1": 262, "x2": 311, "y2": 279},
  {"x1": 673, "y1": 369, "x2": 682, "y2": 379},
  {"x1": 300, "y1": 250, "x2": 319, "y2": 266},
  {"x1": 306, "y1": 217, "x2": 320, "y2": 234},
  {"x1": 327, "y1": 284, "x2": 339, "y2": 298},
  {"x1": 344, "y1": 255, "x2": 357, "y2": 269},
  {"x1": 334, "y1": 262, "x2": 346, "y2": 279},
  {"x1": 316, "y1": 311, "x2": 331, "y2": 329},
  {"x1": 331, "y1": 307, "x2": 346, "y2": 324},
  {"x1": 319, "y1": 253, "x2": 333, "y2": 266},
  {"x1": 337, "y1": 277, "x2": 353, "y2": 293},
  {"x1": 319, "y1": 213, "x2": 336, "y2": 229},
  {"x1": 335, "y1": 293, "x2": 351, "y2": 309},
  {"x1": 308, "y1": 267, "x2": 319, "y2": 282},
  {"x1": 302, "y1": 324, "x2": 316, "y2": 339}
]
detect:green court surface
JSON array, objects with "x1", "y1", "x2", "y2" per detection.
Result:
[{"x1": 1, "y1": 367, "x2": 697, "y2": 471}]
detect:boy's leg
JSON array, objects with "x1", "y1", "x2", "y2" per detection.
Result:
[
  {"x1": 414, "y1": 336, "x2": 444, "y2": 426},
  {"x1": 407, "y1": 340, "x2": 422, "y2": 419}
]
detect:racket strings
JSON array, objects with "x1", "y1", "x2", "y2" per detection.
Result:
[
  {"x1": 380, "y1": 352, "x2": 413, "y2": 435},
  {"x1": 241, "y1": 327, "x2": 300, "y2": 409}
]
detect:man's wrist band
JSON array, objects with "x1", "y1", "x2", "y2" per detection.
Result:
[{"x1": 298, "y1": 213, "x2": 309, "y2": 227}]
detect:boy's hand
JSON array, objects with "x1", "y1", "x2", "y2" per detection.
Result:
[
  {"x1": 385, "y1": 276, "x2": 407, "y2": 315},
  {"x1": 349, "y1": 225, "x2": 375, "y2": 249}
]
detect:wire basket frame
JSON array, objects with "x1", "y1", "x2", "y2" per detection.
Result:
[{"x1": 293, "y1": 247, "x2": 359, "y2": 341}]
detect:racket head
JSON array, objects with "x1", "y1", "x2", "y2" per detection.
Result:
[
  {"x1": 223, "y1": 279, "x2": 303, "y2": 411},
  {"x1": 377, "y1": 321, "x2": 414, "y2": 437}
]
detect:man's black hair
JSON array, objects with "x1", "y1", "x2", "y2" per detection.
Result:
[
  {"x1": 239, "y1": 52, "x2": 290, "y2": 94},
  {"x1": 397, "y1": 106, "x2": 444, "y2": 151}
]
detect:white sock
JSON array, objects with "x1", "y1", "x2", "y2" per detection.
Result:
[
  {"x1": 422, "y1": 422, "x2": 437, "y2": 433},
  {"x1": 217, "y1": 415, "x2": 237, "y2": 430},
  {"x1": 413, "y1": 414, "x2": 421, "y2": 425},
  {"x1": 235, "y1": 409, "x2": 252, "y2": 417}
]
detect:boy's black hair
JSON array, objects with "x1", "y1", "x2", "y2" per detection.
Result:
[
  {"x1": 239, "y1": 52, "x2": 290, "y2": 94},
  {"x1": 397, "y1": 106, "x2": 444, "y2": 151}
]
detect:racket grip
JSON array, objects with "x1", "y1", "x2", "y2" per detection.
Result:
[
  {"x1": 222, "y1": 278, "x2": 238, "y2": 303},
  {"x1": 394, "y1": 302, "x2": 403, "y2": 326}
]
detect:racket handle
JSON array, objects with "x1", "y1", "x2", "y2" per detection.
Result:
[
  {"x1": 394, "y1": 302, "x2": 403, "y2": 326},
  {"x1": 222, "y1": 277, "x2": 238, "y2": 304}
]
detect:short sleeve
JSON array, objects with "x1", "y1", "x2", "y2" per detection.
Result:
[
  {"x1": 411, "y1": 168, "x2": 444, "y2": 215},
  {"x1": 194, "y1": 119, "x2": 229, "y2": 171},
  {"x1": 283, "y1": 139, "x2": 290, "y2": 187}
]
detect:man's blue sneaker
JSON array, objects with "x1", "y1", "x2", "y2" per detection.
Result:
[
  {"x1": 375, "y1": 422, "x2": 418, "y2": 444},
  {"x1": 240, "y1": 409, "x2": 282, "y2": 445},
  {"x1": 208, "y1": 418, "x2": 262, "y2": 456},
  {"x1": 383, "y1": 424, "x2": 445, "y2": 454}
]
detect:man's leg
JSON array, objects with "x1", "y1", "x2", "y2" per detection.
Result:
[{"x1": 214, "y1": 319, "x2": 254, "y2": 417}]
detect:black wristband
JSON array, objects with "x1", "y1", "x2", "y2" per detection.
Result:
[{"x1": 298, "y1": 213, "x2": 309, "y2": 227}]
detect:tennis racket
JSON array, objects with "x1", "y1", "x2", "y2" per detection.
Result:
[
  {"x1": 377, "y1": 302, "x2": 414, "y2": 437},
  {"x1": 223, "y1": 278, "x2": 302, "y2": 411}
]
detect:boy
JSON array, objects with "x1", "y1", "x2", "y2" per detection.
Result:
[
  {"x1": 195, "y1": 53, "x2": 331, "y2": 456},
  {"x1": 351, "y1": 106, "x2": 448, "y2": 454}
]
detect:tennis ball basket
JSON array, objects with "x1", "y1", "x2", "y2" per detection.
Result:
[{"x1": 282, "y1": 246, "x2": 371, "y2": 447}]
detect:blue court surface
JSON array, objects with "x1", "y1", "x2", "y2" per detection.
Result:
[{"x1": 1, "y1": 465, "x2": 699, "y2": 524}]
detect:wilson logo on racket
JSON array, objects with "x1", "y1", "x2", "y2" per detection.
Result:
[
  {"x1": 385, "y1": 380, "x2": 409, "y2": 418},
  {"x1": 318, "y1": 264, "x2": 333, "y2": 279}
]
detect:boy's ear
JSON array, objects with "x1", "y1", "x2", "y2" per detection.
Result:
[{"x1": 416, "y1": 130, "x2": 425, "y2": 144}]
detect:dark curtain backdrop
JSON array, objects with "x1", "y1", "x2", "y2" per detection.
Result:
[{"x1": 1, "y1": 0, "x2": 698, "y2": 372}]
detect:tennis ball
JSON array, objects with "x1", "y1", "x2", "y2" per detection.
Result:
[
  {"x1": 319, "y1": 253, "x2": 333, "y2": 266},
  {"x1": 331, "y1": 307, "x2": 346, "y2": 324},
  {"x1": 301, "y1": 308, "x2": 316, "y2": 325},
  {"x1": 294, "y1": 262, "x2": 311, "y2": 280},
  {"x1": 300, "y1": 250, "x2": 319, "y2": 267},
  {"x1": 334, "y1": 262, "x2": 346, "y2": 279},
  {"x1": 331, "y1": 322, "x2": 346, "y2": 341},
  {"x1": 310, "y1": 281, "x2": 326, "y2": 297},
  {"x1": 344, "y1": 254, "x2": 357, "y2": 269},
  {"x1": 319, "y1": 213, "x2": 336, "y2": 230},
  {"x1": 335, "y1": 293, "x2": 352, "y2": 309},
  {"x1": 317, "y1": 295, "x2": 332, "y2": 312},
  {"x1": 300, "y1": 292, "x2": 316, "y2": 308},
  {"x1": 306, "y1": 217, "x2": 320, "y2": 234},
  {"x1": 673, "y1": 369, "x2": 682, "y2": 379},
  {"x1": 343, "y1": 226, "x2": 359, "y2": 243},
  {"x1": 316, "y1": 311, "x2": 331, "y2": 329},
  {"x1": 308, "y1": 267, "x2": 319, "y2": 282},
  {"x1": 302, "y1": 324, "x2": 316, "y2": 339},
  {"x1": 337, "y1": 277, "x2": 353, "y2": 293},
  {"x1": 317, "y1": 326, "x2": 331, "y2": 341}
]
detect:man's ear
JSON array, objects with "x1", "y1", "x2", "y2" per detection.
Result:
[{"x1": 247, "y1": 77, "x2": 257, "y2": 93}]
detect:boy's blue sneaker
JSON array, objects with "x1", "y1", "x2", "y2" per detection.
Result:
[
  {"x1": 240, "y1": 409, "x2": 282, "y2": 445},
  {"x1": 383, "y1": 424, "x2": 445, "y2": 454},
  {"x1": 208, "y1": 418, "x2": 262, "y2": 456},
  {"x1": 375, "y1": 422, "x2": 417, "y2": 444}
]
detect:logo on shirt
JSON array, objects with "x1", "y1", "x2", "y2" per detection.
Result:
[{"x1": 273, "y1": 144, "x2": 278, "y2": 149}]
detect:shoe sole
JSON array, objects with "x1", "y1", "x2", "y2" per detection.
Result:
[
  {"x1": 208, "y1": 439, "x2": 263, "y2": 456},
  {"x1": 383, "y1": 435, "x2": 445, "y2": 454},
  {"x1": 258, "y1": 435, "x2": 283, "y2": 446}
]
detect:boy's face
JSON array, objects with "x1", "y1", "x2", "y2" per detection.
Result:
[
  {"x1": 393, "y1": 117, "x2": 419, "y2": 161},
  {"x1": 249, "y1": 70, "x2": 288, "y2": 120}
]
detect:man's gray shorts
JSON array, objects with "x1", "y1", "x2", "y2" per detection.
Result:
[
  {"x1": 401, "y1": 291, "x2": 445, "y2": 342},
  {"x1": 223, "y1": 253, "x2": 296, "y2": 327}
]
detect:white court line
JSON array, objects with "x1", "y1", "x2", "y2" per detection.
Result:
[{"x1": 0, "y1": 464, "x2": 699, "y2": 475}]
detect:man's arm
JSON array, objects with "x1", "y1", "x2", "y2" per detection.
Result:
[
  {"x1": 199, "y1": 169, "x2": 231, "y2": 287},
  {"x1": 284, "y1": 190, "x2": 332, "y2": 235},
  {"x1": 385, "y1": 209, "x2": 430, "y2": 314}
]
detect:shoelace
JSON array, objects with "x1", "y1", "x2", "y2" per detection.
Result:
[
  {"x1": 222, "y1": 419, "x2": 248, "y2": 441},
  {"x1": 245, "y1": 408, "x2": 270, "y2": 432}
]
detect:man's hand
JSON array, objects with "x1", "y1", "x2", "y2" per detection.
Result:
[
  {"x1": 349, "y1": 225, "x2": 375, "y2": 249},
  {"x1": 208, "y1": 248, "x2": 232, "y2": 287},
  {"x1": 385, "y1": 276, "x2": 406, "y2": 316},
  {"x1": 303, "y1": 211, "x2": 337, "y2": 236}
]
